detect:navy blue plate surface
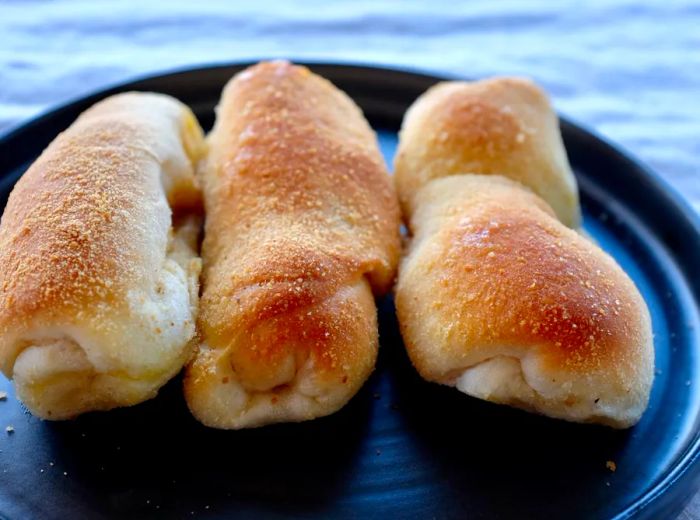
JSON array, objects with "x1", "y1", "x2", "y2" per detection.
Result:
[{"x1": 0, "y1": 63, "x2": 699, "y2": 520}]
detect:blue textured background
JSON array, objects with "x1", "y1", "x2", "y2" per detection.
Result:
[{"x1": 0, "y1": 1, "x2": 698, "y2": 517}]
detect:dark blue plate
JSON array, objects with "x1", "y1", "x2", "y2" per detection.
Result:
[{"x1": 0, "y1": 63, "x2": 699, "y2": 520}]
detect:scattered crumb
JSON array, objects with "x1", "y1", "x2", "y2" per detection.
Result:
[
  {"x1": 205, "y1": 505, "x2": 210, "y2": 510},
  {"x1": 375, "y1": 449, "x2": 382, "y2": 456},
  {"x1": 5, "y1": 425, "x2": 14, "y2": 434},
  {"x1": 49, "y1": 462, "x2": 54, "y2": 466},
  {"x1": 40, "y1": 469, "x2": 44, "y2": 473},
  {"x1": 606, "y1": 460, "x2": 617, "y2": 472},
  {"x1": 0, "y1": 391, "x2": 7, "y2": 401},
  {"x1": 605, "y1": 481, "x2": 610, "y2": 487},
  {"x1": 63, "y1": 471, "x2": 68, "y2": 476}
]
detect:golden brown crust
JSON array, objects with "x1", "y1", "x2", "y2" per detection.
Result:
[
  {"x1": 185, "y1": 61, "x2": 401, "y2": 428},
  {"x1": 0, "y1": 126, "x2": 149, "y2": 336},
  {"x1": 394, "y1": 77, "x2": 581, "y2": 228},
  {"x1": 399, "y1": 175, "x2": 650, "y2": 378},
  {"x1": 0, "y1": 94, "x2": 201, "y2": 349},
  {"x1": 0, "y1": 92, "x2": 204, "y2": 418},
  {"x1": 396, "y1": 175, "x2": 653, "y2": 427}
]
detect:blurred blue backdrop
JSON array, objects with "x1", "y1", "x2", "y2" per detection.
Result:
[{"x1": 1, "y1": 1, "x2": 697, "y2": 213}]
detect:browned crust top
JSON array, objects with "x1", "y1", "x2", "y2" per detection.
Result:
[
  {"x1": 0, "y1": 93, "x2": 198, "y2": 346},
  {"x1": 199, "y1": 61, "x2": 400, "y2": 373},
  {"x1": 399, "y1": 176, "x2": 650, "y2": 380}
]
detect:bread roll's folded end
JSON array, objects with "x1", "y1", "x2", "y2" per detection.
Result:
[{"x1": 185, "y1": 278, "x2": 377, "y2": 429}]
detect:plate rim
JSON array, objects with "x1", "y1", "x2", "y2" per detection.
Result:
[{"x1": 0, "y1": 60, "x2": 699, "y2": 520}]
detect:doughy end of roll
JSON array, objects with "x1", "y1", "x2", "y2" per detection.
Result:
[
  {"x1": 396, "y1": 175, "x2": 653, "y2": 428},
  {"x1": 184, "y1": 278, "x2": 377, "y2": 429},
  {"x1": 8, "y1": 214, "x2": 202, "y2": 420},
  {"x1": 0, "y1": 93, "x2": 205, "y2": 419},
  {"x1": 394, "y1": 77, "x2": 581, "y2": 228},
  {"x1": 13, "y1": 338, "x2": 176, "y2": 420}
]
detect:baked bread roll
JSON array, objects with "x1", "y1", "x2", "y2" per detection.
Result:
[
  {"x1": 184, "y1": 61, "x2": 400, "y2": 429},
  {"x1": 395, "y1": 78, "x2": 581, "y2": 228},
  {"x1": 0, "y1": 93, "x2": 205, "y2": 419},
  {"x1": 394, "y1": 79, "x2": 653, "y2": 428}
]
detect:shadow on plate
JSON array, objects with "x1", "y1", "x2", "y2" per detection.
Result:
[
  {"x1": 42, "y1": 365, "x2": 373, "y2": 517},
  {"x1": 376, "y1": 297, "x2": 633, "y2": 518}
]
